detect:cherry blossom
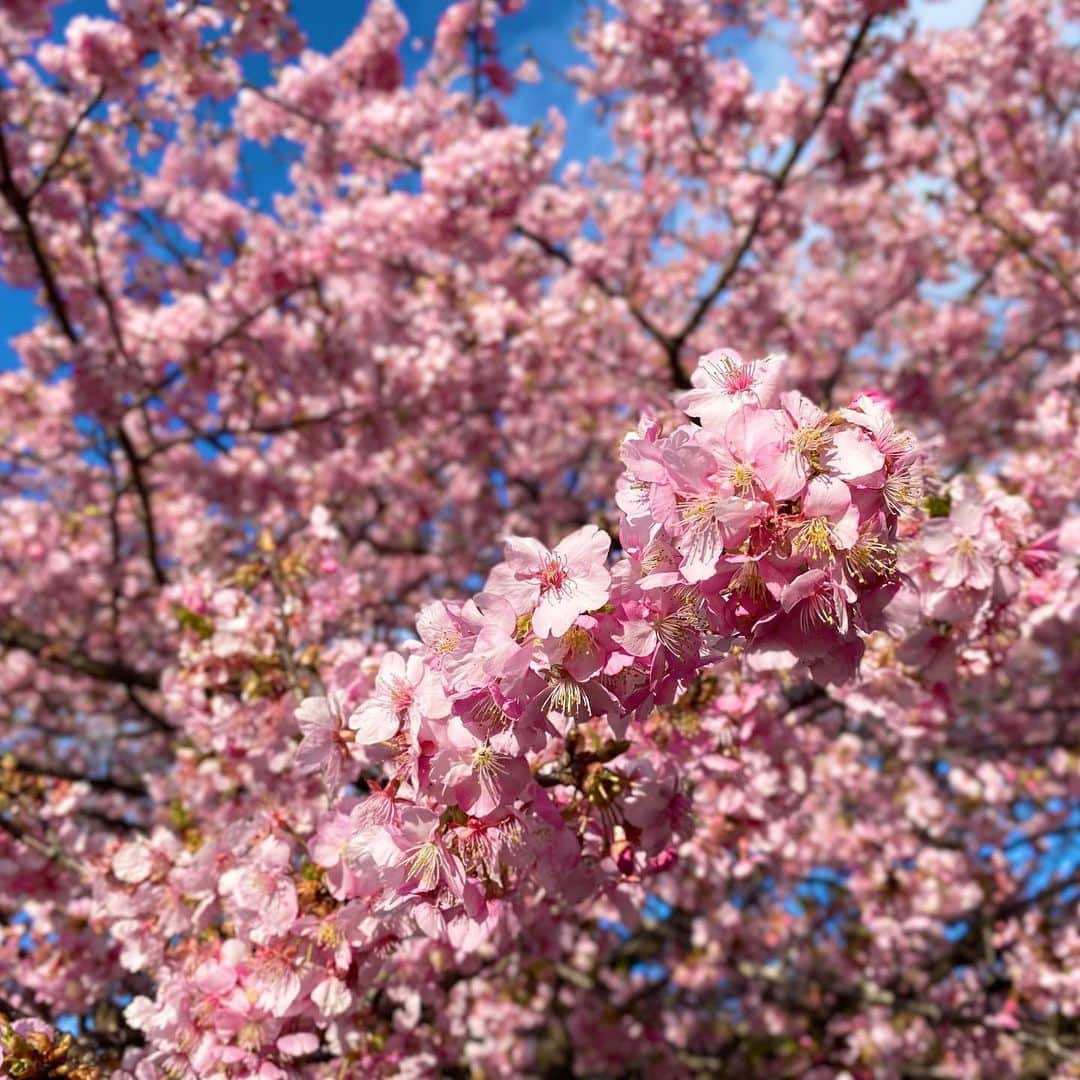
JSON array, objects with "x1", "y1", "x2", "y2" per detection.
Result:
[{"x1": 0, "y1": 0, "x2": 1075, "y2": 1075}]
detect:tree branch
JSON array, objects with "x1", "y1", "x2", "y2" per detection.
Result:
[
  {"x1": 0, "y1": 616, "x2": 162, "y2": 692},
  {"x1": 116, "y1": 424, "x2": 168, "y2": 587},
  {"x1": 669, "y1": 15, "x2": 876, "y2": 357},
  {"x1": 512, "y1": 223, "x2": 688, "y2": 387},
  {"x1": 6, "y1": 756, "x2": 148, "y2": 799},
  {"x1": 0, "y1": 123, "x2": 79, "y2": 343}
]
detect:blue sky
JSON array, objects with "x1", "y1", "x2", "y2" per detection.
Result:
[{"x1": 0, "y1": 0, "x2": 980, "y2": 371}]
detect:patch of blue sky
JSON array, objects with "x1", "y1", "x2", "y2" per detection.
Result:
[
  {"x1": 643, "y1": 893, "x2": 673, "y2": 920},
  {"x1": 597, "y1": 916, "x2": 632, "y2": 942},
  {"x1": 629, "y1": 960, "x2": 668, "y2": 982},
  {"x1": 942, "y1": 918, "x2": 968, "y2": 942},
  {"x1": 490, "y1": 467, "x2": 511, "y2": 510}
]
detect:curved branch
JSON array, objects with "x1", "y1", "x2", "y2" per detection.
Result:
[
  {"x1": 0, "y1": 616, "x2": 162, "y2": 692},
  {"x1": 0, "y1": 124, "x2": 79, "y2": 343},
  {"x1": 116, "y1": 425, "x2": 168, "y2": 587},
  {"x1": 513, "y1": 224, "x2": 688, "y2": 387},
  {"x1": 669, "y1": 15, "x2": 876, "y2": 357}
]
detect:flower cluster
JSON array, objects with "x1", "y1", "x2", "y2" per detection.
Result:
[
  {"x1": 6, "y1": 0, "x2": 1074, "y2": 1069},
  {"x1": 622, "y1": 348, "x2": 922, "y2": 683},
  {"x1": 295, "y1": 349, "x2": 920, "y2": 945}
]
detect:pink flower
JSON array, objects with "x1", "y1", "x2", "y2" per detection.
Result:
[
  {"x1": 374, "y1": 806, "x2": 467, "y2": 901},
  {"x1": 250, "y1": 950, "x2": 301, "y2": 1017},
  {"x1": 779, "y1": 390, "x2": 832, "y2": 482},
  {"x1": 348, "y1": 651, "x2": 450, "y2": 745},
  {"x1": 660, "y1": 439, "x2": 766, "y2": 583},
  {"x1": 467, "y1": 595, "x2": 532, "y2": 681},
  {"x1": 704, "y1": 403, "x2": 805, "y2": 502},
  {"x1": 430, "y1": 717, "x2": 531, "y2": 818},
  {"x1": 311, "y1": 975, "x2": 351, "y2": 1018},
  {"x1": 613, "y1": 592, "x2": 707, "y2": 665},
  {"x1": 485, "y1": 524, "x2": 612, "y2": 637},
  {"x1": 841, "y1": 392, "x2": 917, "y2": 463},
  {"x1": 621, "y1": 761, "x2": 692, "y2": 856},
  {"x1": 218, "y1": 836, "x2": 298, "y2": 945},
  {"x1": 824, "y1": 427, "x2": 886, "y2": 487},
  {"x1": 617, "y1": 416, "x2": 674, "y2": 524},
  {"x1": 922, "y1": 497, "x2": 998, "y2": 592},
  {"x1": 791, "y1": 476, "x2": 861, "y2": 560},
  {"x1": 780, "y1": 568, "x2": 852, "y2": 637},
  {"x1": 675, "y1": 348, "x2": 784, "y2": 427},
  {"x1": 294, "y1": 692, "x2": 353, "y2": 796}
]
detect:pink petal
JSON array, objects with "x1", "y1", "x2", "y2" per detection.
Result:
[
  {"x1": 828, "y1": 429, "x2": 885, "y2": 484},
  {"x1": 483, "y1": 561, "x2": 540, "y2": 614},
  {"x1": 503, "y1": 535, "x2": 551, "y2": 572},
  {"x1": 257, "y1": 967, "x2": 301, "y2": 1017},
  {"x1": 311, "y1": 976, "x2": 351, "y2": 1018},
  {"x1": 348, "y1": 701, "x2": 400, "y2": 744},
  {"x1": 831, "y1": 505, "x2": 861, "y2": 550},
  {"x1": 802, "y1": 476, "x2": 851, "y2": 520},
  {"x1": 758, "y1": 448, "x2": 805, "y2": 501},
  {"x1": 278, "y1": 1033, "x2": 320, "y2": 1058},
  {"x1": 555, "y1": 523, "x2": 610, "y2": 570},
  {"x1": 781, "y1": 569, "x2": 827, "y2": 612},
  {"x1": 112, "y1": 841, "x2": 152, "y2": 884},
  {"x1": 295, "y1": 696, "x2": 332, "y2": 734},
  {"x1": 615, "y1": 618, "x2": 659, "y2": 657},
  {"x1": 532, "y1": 591, "x2": 581, "y2": 638}
]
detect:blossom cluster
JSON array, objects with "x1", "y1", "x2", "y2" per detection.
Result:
[
  {"x1": 294, "y1": 349, "x2": 921, "y2": 944},
  {"x1": 622, "y1": 349, "x2": 921, "y2": 682},
  {"x1": 5, "y1": 0, "x2": 1074, "y2": 1071}
]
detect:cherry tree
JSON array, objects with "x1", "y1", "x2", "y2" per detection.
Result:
[{"x1": 0, "y1": 0, "x2": 1076, "y2": 1076}]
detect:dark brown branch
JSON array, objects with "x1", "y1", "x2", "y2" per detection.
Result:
[
  {"x1": 116, "y1": 424, "x2": 168, "y2": 587},
  {"x1": 8, "y1": 757, "x2": 147, "y2": 798},
  {"x1": 123, "y1": 684, "x2": 172, "y2": 732},
  {"x1": 78, "y1": 206, "x2": 170, "y2": 589},
  {"x1": 0, "y1": 815, "x2": 84, "y2": 875},
  {"x1": 0, "y1": 123, "x2": 79, "y2": 343},
  {"x1": 669, "y1": 15, "x2": 876, "y2": 357},
  {"x1": 137, "y1": 283, "x2": 312, "y2": 406},
  {"x1": 27, "y1": 89, "x2": 105, "y2": 200},
  {"x1": 512, "y1": 223, "x2": 688, "y2": 387},
  {"x1": 0, "y1": 616, "x2": 161, "y2": 691}
]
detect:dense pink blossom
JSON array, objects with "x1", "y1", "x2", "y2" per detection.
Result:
[{"x1": 0, "y1": 0, "x2": 1075, "y2": 1076}]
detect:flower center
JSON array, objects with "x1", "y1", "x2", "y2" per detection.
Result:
[
  {"x1": 238, "y1": 1022, "x2": 264, "y2": 1052},
  {"x1": 883, "y1": 465, "x2": 921, "y2": 513},
  {"x1": 730, "y1": 560, "x2": 766, "y2": 601},
  {"x1": 792, "y1": 425, "x2": 827, "y2": 465},
  {"x1": 845, "y1": 536, "x2": 895, "y2": 583},
  {"x1": 388, "y1": 679, "x2": 414, "y2": 714},
  {"x1": 541, "y1": 667, "x2": 589, "y2": 717},
  {"x1": 561, "y1": 624, "x2": 594, "y2": 653},
  {"x1": 470, "y1": 743, "x2": 505, "y2": 785},
  {"x1": 432, "y1": 632, "x2": 461, "y2": 655},
  {"x1": 655, "y1": 610, "x2": 699, "y2": 658},
  {"x1": 702, "y1": 352, "x2": 755, "y2": 393},
  {"x1": 797, "y1": 586, "x2": 839, "y2": 634},
  {"x1": 317, "y1": 921, "x2": 344, "y2": 949},
  {"x1": 536, "y1": 554, "x2": 573, "y2": 596},
  {"x1": 406, "y1": 841, "x2": 445, "y2": 892},
  {"x1": 677, "y1": 496, "x2": 727, "y2": 564},
  {"x1": 729, "y1": 462, "x2": 756, "y2": 496},
  {"x1": 793, "y1": 517, "x2": 835, "y2": 560}
]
